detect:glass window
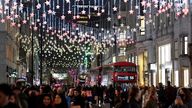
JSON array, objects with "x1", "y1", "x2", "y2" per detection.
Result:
[
  {"x1": 175, "y1": 70, "x2": 179, "y2": 87},
  {"x1": 114, "y1": 66, "x2": 136, "y2": 72},
  {"x1": 119, "y1": 31, "x2": 126, "y2": 40},
  {"x1": 181, "y1": 36, "x2": 188, "y2": 54},
  {"x1": 184, "y1": 36, "x2": 188, "y2": 54},
  {"x1": 140, "y1": 16, "x2": 145, "y2": 36},
  {"x1": 128, "y1": 55, "x2": 131, "y2": 62},
  {"x1": 122, "y1": 67, "x2": 127, "y2": 72},
  {"x1": 132, "y1": 54, "x2": 135, "y2": 63},
  {"x1": 135, "y1": 56, "x2": 138, "y2": 65},
  {"x1": 165, "y1": 44, "x2": 171, "y2": 62},
  {"x1": 184, "y1": 68, "x2": 189, "y2": 87}
]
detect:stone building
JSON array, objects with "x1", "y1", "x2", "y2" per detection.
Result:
[
  {"x1": 136, "y1": 1, "x2": 192, "y2": 87},
  {"x1": 0, "y1": 21, "x2": 20, "y2": 83}
]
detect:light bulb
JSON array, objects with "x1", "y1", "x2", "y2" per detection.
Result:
[
  {"x1": 56, "y1": 5, "x2": 60, "y2": 9},
  {"x1": 101, "y1": 9, "x2": 105, "y2": 13},
  {"x1": 118, "y1": 15, "x2": 121, "y2": 19}
]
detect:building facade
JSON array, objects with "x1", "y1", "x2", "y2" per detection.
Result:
[
  {"x1": 0, "y1": 21, "x2": 20, "y2": 83},
  {"x1": 136, "y1": 1, "x2": 192, "y2": 87}
]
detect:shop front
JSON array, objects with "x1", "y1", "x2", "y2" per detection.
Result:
[
  {"x1": 158, "y1": 43, "x2": 173, "y2": 85},
  {"x1": 179, "y1": 55, "x2": 190, "y2": 87},
  {"x1": 138, "y1": 51, "x2": 148, "y2": 86}
]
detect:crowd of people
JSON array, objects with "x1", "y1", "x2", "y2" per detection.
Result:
[
  {"x1": 0, "y1": 81, "x2": 192, "y2": 108},
  {"x1": 114, "y1": 81, "x2": 192, "y2": 108}
]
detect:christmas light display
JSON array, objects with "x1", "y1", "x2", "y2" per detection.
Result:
[{"x1": 0, "y1": 0, "x2": 189, "y2": 69}]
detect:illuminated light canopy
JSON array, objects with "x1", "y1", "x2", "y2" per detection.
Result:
[{"x1": 1, "y1": 0, "x2": 188, "y2": 69}]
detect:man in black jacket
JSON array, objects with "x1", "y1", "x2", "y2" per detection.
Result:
[{"x1": 0, "y1": 83, "x2": 19, "y2": 108}]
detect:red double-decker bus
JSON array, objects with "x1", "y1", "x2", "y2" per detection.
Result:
[
  {"x1": 109, "y1": 62, "x2": 137, "y2": 85},
  {"x1": 90, "y1": 62, "x2": 138, "y2": 87}
]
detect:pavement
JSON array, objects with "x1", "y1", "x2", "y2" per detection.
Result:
[{"x1": 92, "y1": 103, "x2": 110, "y2": 108}]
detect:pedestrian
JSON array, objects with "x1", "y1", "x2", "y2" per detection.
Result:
[
  {"x1": 39, "y1": 94, "x2": 53, "y2": 108},
  {"x1": 107, "y1": 84, "x2": 115, "y2": 108},
  {"x1": 165, "y1": 81, "x2": 177, "y2": 108},
  {"x1": 71, "y1": 89, "x2": 85, "y2": 108},
  {"x1": 0, "y1": 83, "x2": 19, "y2": 108},
  {"x1": 28, "y1": 87, "x2": 41, "y2": 108},
  {"x1": 157, "y1": 83, "x2": 166, "y2": 108},
  {"x1": 66, "y1": 88, "x2": 74, "y2": 108},
  {"x1": 115, "y1": 91, "x2": 129, "y2": 108},
  {"x1": 144, "y1": 87, "x2": 159, "y2": 108},
  {"x1": 53, "y1": 94, "x2": 68, "y2": 108},
  {"x1": 12, "y1": 87, "x2": 28, "y2": 108},
  {"x1": 141, "y1": 87, "x2": 150, "y2": 108},
  {"x1": 169, "y1": 96, "x2": 187, "y2": 108},
  {"x1": 177, "y1": 88, "x2": 192, "y2": 108},
  {"x1": 129, "y1": 86, "x2": 141, "y2": 108}
]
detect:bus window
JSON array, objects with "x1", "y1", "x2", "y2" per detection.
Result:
[
  {"x1": 125, "y1": 67, "x2": 136, "y2": 72},
  {"x1": 114, "y1": 66, "x2": 137, "y2": 73},
  {"x1": 122, "y1": 67, "x2": 127, "y2": 72},
  {"x1": 115, "y1": 67, "x2": 121, "y2": 72}
]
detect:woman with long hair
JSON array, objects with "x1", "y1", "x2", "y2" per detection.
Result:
[
  {"x1": 177, "y1": 88, "x2": 192, "y2": 108},
  {"x1": 144, "y1": 87, "x2": 159, "y2": 108},
  {"x1": 40, "y1": 94, "x2": 53, "y2": 108},
  {"x1": 53, "y1": 94, "x2": 68, "y2": 108}
]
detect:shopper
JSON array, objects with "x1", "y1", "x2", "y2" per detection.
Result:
[
  {"x1": 129, "y1": 86, "x2": 141, "y2": 108},
  {"x1": 39, "y1": 94, "x2": 53, "y2": 108},
  {"x1": 71, "y1": 89, "x2": 85, "y2": 108},
  {"x1": 53, "y1": 94, "x2": 68, "y2": 108},
  {"x1": 144, "y1": 87, "x2": 159, "y2": 108},
  {"x1": 0, "y1": 83, "x2": 19, "y2": 108}
]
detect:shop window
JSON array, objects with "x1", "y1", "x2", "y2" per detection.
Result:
[
  {"x1": 158, "y1": 43, "x2": 171, "y2": 85},
  {"x1": 153, "y1": 72, "x2": 156, "y2": 86},
  {"x1": 181, "y1": 36, "x2": 188, "y2": 54},
  {"x1": 175, "y1": 70, "x2": 179, "y2": 87},
  {"x1": 140, "y1": 16, "x2": 145, "y2": 36},
  {"x1": 165, "y1": 44, "x2": 171, "y2": 62},
  {"x1": 184, "y1": 68, "x2": 189, "y2": 87}
]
